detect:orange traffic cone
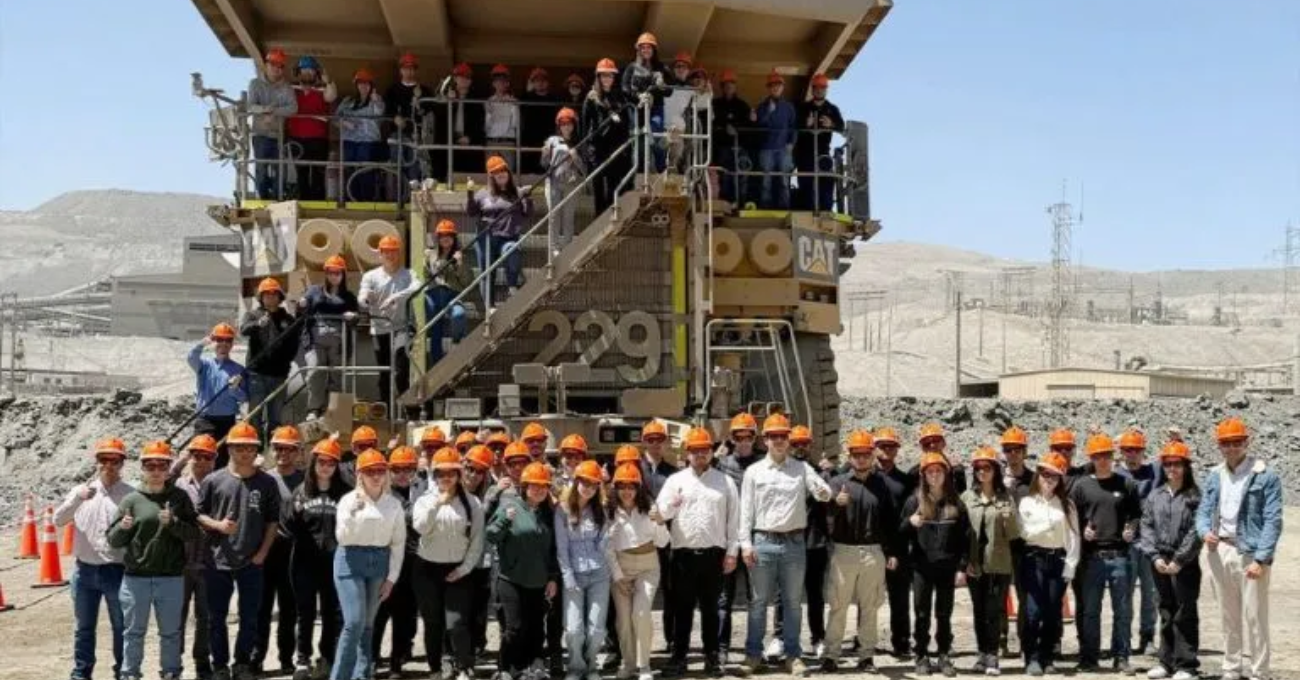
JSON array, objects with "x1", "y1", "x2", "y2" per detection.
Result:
[
  {"x1": 16, "y1": 495, "x2": 38, "y2": 559},
  {"x1": 0, "y1": 580, "x2": 12, "y2": 612},
  {"x1": 1062, "y1": 591, "x2": 1074, "y2": 622},
  {"x1": 60, "y1": 522, "x2": 74, "y2": 556},
  {"x1": 1005, "y1": 590, "x2": 1018, "y2": 621},
  {"x1": 32, "y1": 507, "x2": 68, "y2": 588}
]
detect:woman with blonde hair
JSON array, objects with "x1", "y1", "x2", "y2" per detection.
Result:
[{"x1": 556, "y1": 460, "x2": 612, "y2": 680}]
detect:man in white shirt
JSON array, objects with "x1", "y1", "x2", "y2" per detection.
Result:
[
  {"x1": 737, "y1": 413, "x2": 832, "y2": 677},
  {"x1": 358, "y1": 234, "x2": 421, "y2": 410},
  {"x1": 656, "y1": 427, "x2": 739, "y2": 678},
  {"x1": 55, "y1": 437, "x2": 135, "y2": 680}
]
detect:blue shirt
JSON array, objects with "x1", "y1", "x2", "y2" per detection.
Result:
[
  {"x1": 754, "y1": 97, "x2": 798, "y2": 150},
  {"x1": 187, "y1": 342, "x2": 247, "y2": 417},
  {"x1": 554, "y1": 503, "x2": 609, "y2": 588}
]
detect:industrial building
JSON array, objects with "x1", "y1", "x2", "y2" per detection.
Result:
[
  {"x1": 996, "y1": 368, "x2": 1236, "y2": 401},
  {"x1": 109, "y1": 235, "x2": 240, "y2": 340}
]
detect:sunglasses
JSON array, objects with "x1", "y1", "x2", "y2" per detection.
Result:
[
  {"x1": 143, "y1": 462, "x2": 170, "y2": 472},
  {"x1": 361, "y1": 468, "x2": 388, "y2": 477},
  {"x1": 392, "y1": 466, "x2": 418, "y2": 474},
  {"x1": 643, "y1": 436, "x2": 666, "y2": 445}
]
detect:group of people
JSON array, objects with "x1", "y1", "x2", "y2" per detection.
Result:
[
  {"x1": 245, "y1": 34, "x2": 848, "y2": 213},
  {"x1": 58, "y1": 411, "x2": 1281, "y2": 680}
]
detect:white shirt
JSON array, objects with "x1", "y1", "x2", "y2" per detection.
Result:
[
  {"x1": 336, "y1": 489, "x2": 407, "y2": 582},
  {"x1": 605, "y1": 507, "x2": 670, "y2": 581},
  {"x1": 55, "y1": 479, "x2": 135, "y2": 565},
  {"x1": 738, "y1": 454, "x2": 833, "y2": 549},
  {"x1": 484, "y1": 95, "x2": 519, "y2": 139},
  {"x1": 358, "y1": 266, "x2": 420, "y2": 338},
  {"x1": 1018, "y1": 493, "x2": 1081, "y2": 580},
  {"x1": 656, "y1": 466, "x2": 740, "y2": 556},
  {"x1": 412, "y1": 490, "x2": 485, "y2": 580},
  {"x1": 1217, "y1": 456, "x2": 1255, "y2": 538}
]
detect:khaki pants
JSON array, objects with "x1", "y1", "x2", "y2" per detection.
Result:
[
  {"x1": 1206, "y1": 542, "x2": 1270, "y2": 678},
  {"x1": 613, "y1": 550, "x2": 660, "y2": 672},
  {"x1": 824, "y1": 543, "x2": 887, "y2": 659}
]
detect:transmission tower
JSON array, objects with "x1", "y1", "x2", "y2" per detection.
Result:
[{"x1": 1045, "y1": 183, "x2": 1078, "y2": 368}]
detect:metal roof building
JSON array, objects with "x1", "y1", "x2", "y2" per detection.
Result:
[{"x1": 997, "y1": 368, "x2": 1236, "y2": 401}]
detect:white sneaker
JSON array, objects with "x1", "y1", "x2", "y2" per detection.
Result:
[
  {"x1": 616, "y1": 668, "x2": 635, "y2": 680},
  {"x1": 1149, "y1": 668, "x2": 1170, "y2": 679},
  {"x1": 638, "y1": 672, "x2": 654, "y2": 680},
  {"x1": 813, "y1": 642, "x2": 826, "y2": 659},
  {"x1": 1172, "y1": 672, "x2": 1196, "y2": 680},
  {"x1": 765, "y1": 638, "x2": 784, "y2": 659}
]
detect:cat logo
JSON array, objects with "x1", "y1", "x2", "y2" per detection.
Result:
[{"x1": 794, "y1": 228, "x2": 838, "y2": 284}]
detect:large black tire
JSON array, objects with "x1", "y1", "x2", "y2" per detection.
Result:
[{"x1": 796, "y1": 332, "x2": 841, "y2": 461}]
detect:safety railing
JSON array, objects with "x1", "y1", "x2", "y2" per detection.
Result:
[
  {"x1": 701, "y1": 318, "x2": 812, "y2": 426},
  {"x1": 707, "y1": 124, "x2": 868, "y2": 215}
]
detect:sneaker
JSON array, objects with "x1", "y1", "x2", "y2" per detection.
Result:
[
  {"x1": 765, "y1": 638, "x2": 785, "y2": 660},
  {"x1": 818, "y1": 658, "x2": 838, "y2": 673},
  {"x1": 1149, "y1": 668, "x2": 1171, "y2": 679},
  {"x1": 617, "y1": 668, "x2": 636, "y2": 680},
  {"x1": 639, "y1": 672, "x2": 656, "y2": 680},
  {"x1": 855, "y1": 658, "x2": 875, "y2": 673},
  {"x1": 231, "y1": 665, "x2": 256, "y2": 680},
  {"x1": 788, "y1": 659, "x2": 810, "y2": 678},
  {"x1": 985, "y1": 658, "x2": 1001, "y2": 676},
  {"x1": 586, "y1": 672, "x2": 602, "y2": 680},
  {"x1": 740, "y1": 656, "x2": 763, "y2": 676},
  {"x1": 1136, "y1": 635, "x2": 1154, "y2": 657},
  {"x1": 915, "y1": 656, "x2": 932, "y2": 676},
  {"x1": 212, "y1": 669, "x2": 232, "y2": 680},
  {"x1": 704, "y1": 656, "x2": 724, "y2": 678},
  {"x1": 973, "y1": 655, "x2": 989, "y2": 674},
  {"x1": 1043, "y1": 664, "x2": 1060, "y2": 675},
  {"x1": 813, "y1": 642, "x2": 826, "y2": 660},
  {"x1": 1076, "y1": 662, "x2": 1101, "y2": 674},
  {"x1": 663, "y1": 659, "x2": 687, "y2": 678},
  {"x1": 293, "y1": 662, "x2": 312, "y2": 680},
  {"x1": 1026, "y1": 662, "x2": 1044, "y2": 677},
  {"x1": 1172, "y1": 672, "x2": 1197, "y2": 680},
  {"x1": 458, "y1": 672, "x2": 473, "y2": 680},
  {"x1": 938, "y1": 655, "x2": 956, "y2": 677},
  {"x1": 1116, "y1": 658, "x2": 1135, "y2": 676},
  {"x1": 603, "y1": 655, "x2": 623, "y2": 672},
  {"x1": 311, "y1": 659, "x2": 331, "y2": 680}
]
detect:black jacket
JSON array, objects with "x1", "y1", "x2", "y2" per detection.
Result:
[
  {"x1": 899, "y1": 495, "x2": 970, "y2": 570},
  {"x1": 1138, "y1": 484, "x2": 1202, "y2": 568},
  {"x1": 711, "y1": 95, "x2": 752, "y2": 153},
  {"x1": 285, "y1": 482, "x2": 350, "y2": 555},
  {"x1": 520, "y1": 91, "x2": 562, "y2": 154},
  {"x1": 827, "y1": 471, "x2": 896, "y2": 554},
  {"x1": 240, "y1": 306, "x2": 302, "y2": 378},
  {"x1": 581, "y1": 89, "x2": 633, "y2": 158},
  {"x1": 794, "y1": 99, "x2": 845, "y2": 167}
]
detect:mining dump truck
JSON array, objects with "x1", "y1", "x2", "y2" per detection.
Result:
[{"x1": 191, "y1": 0, "x2": 889, "y2": 456}]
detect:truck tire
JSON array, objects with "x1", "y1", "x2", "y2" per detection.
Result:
[{"x1": 796, "y1": 332, "x2": 841, "y2": 461}]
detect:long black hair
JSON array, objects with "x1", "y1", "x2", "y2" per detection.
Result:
[
  {"x1": 302, "y1": 453, "x2": 350, "y2": 499},
  {"x1": 489, "y1": 169, "x2": 520, "y2": 199}
]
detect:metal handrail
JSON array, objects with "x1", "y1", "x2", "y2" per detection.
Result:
[
  {"x1": 702, "y1": 318, "x2": 812, "y2": 427},
  {"x1": 240, "y1": 363, "x2": 388, "y2": 430}
]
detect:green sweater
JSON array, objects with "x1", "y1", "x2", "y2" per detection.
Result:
[
  {"x1": 485, "y1": 495, "x2": 560, "y2": 589},
  {"x1": 107, "y1": 485, "x2": 200, "y2": 577}
]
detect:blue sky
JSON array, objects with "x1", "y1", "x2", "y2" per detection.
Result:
[{"x1": 1, "y1": 1, "x2": 1296, "y2": 271}]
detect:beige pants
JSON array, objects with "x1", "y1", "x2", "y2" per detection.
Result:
[
  {"x1": 613, "y1": 550, "x2": 661, "y2": 672},
  {"x1": 824, "y1": 543, "x2": 887, "y2": 659},
  {"x1": 1206, "y1": 542, "x2": 1271, "y2": 677}
]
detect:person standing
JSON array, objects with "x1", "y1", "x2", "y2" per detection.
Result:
[
  {"x1": 332, "y1": 450, "x2": 408, "y2": 680},
  {"x1": 656, "y1": 427, "x2": 740, "y2": 678},
  {"x1": 56, "y1": 437, "x2": 135, "y2": 680},
  {"x1": 607, "y1": 463, "x2": 670, "y2": 680},
  {"x1": 750, "y1": 71, "x2": 797, "y2": 210},
  {"x1": 372, "y1": 446, "x2": 424, "y2": 678},
  {"x1": 582, "y1": 58, "x2": 634, "y2": 216},
  {"x1": 715, "y1": 412, "x2": 763, "y2": 659},
  {"x1": 999, "y1": 426, "x2": 1034, "y2": 657},
  {"x1": 1118, "y1": 428, "x2": 1160, "y2": 657},
  {"x1": 638, "y1": 420, "x2": 679, "y2": 654},
  {"x1": 187, "y1": 323, "x2": 246, "y2": 470},
  {"x1": 253, "y1": 426, "x2": 305, "y2": 677},
  {"x1": 737, "y1": 413, "x2": 832, "y2": 677},
  {"x1": 910, "y1": 424, "x2": 968, "y2": 494},
  {"x1": 961, "y1": 446, "x2": 1022, "y2": 676},
  {"x1": 794, "y1": 73, "x2": 845, "y2": 212},
  {"x1": 871, "y1": 426, "x2": 916, "y2": 659},
  {"x1": 1140, "y1": 441, "x2": 1203, "y2": 680},
  {"x1": 336, "y1": 68, "x2": 387, "y2": 202},
  {"x1": 770, "y1": 424, "x2": 830, "y2": 660},
  {"x1": 541, "y1": 107, "x2": 586, "y2": 253},
  {"x1": 461, "y1": 445, "x2": 499, "y2": 657},
  {"x1": 467, "y1": 155, "x2": 531, "y2": 307},
  {"x1": 247, "y1": 48, "x2": 298, "y2": 199},
  {"x1": 557, "y1": 461, "x2": 613, "y2": 680},
  {"x1": 1018, "y1": 453, "x2": 1081, "y2": 677},
  {"x1": 108, "y1": 441, "x2": 201, "y2": 680},
  {"x1": 1071, "y1": 433, "x2": 1142, "y2": 675},
  {"x1": 172, "y1": 435, "x2": 220, "y2": 680},
  {"x1": 821, "y1": 431, "x2": 894, "y2": 672},
  {"x1": 358, "y1": 234, "x2": 421, "y2": 410},
  {"x1": 521, "y1": 67, "x2": 562, "y2": 174},
  {"x1": 285, "y1": 438, "x2": 349, "y2": 680},
  {"x1": 411, "y1": 448, "x2": 485, "y2": 680},
  {"x1": 1196, "y1": 417, "x2": 1284, "y2": 680},
  {"x1": 288, "y1": 56, "x2": 337, "y2": 200},
  {"x1": 240, "y1": 278, "x2": 302, "y2": 440},
  {"x1": 301, "y1": 255, "x2": 360, "y2": 421},
  {"x1": 423, "y1": 219, "x2": 472, "y2": 367}
]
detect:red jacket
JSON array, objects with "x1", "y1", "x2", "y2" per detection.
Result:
[{"x1": 287, "y1": 86, "x2": 330, "y2": 139}]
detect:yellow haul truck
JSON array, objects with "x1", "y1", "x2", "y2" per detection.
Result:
[{"x1": 191, "y1": 0, "x2": 889, "y2": 457}]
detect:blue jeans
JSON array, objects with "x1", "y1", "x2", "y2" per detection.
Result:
[
  {"x1": 1018, "y1": 550, "x2": 1067, "y2": 668},
  {"x1": 746, "y1": 532, "x2": 807, "y2": 659},
  {"x1": 71, "y1": 561, "x2": 126, "y2": 680},
  {"x1": 205, "y1": 565, "x2": 265, "y2": 670},
  {"x1": 424, "y1": 286, "x2": 467, "y2": 365},
  {"x1": 247, "y1": 372, "x2": 286, "y2": 443},
  {"x1": 475, "y1": 234, "x2": 522, "y2": 307},
  {"x1": 1079, "y1": 552, "x2": 1134, "y2": 663},
  {"x1": 563, "y1": 568, "x2": 612, "y2": 674},
  {"x1": 716, "y1": 145, "x2": 750, "y2": 206},
  {"x1": 333, "y1": 546, "x2": 389, "y2": 680},
  {"x1": 252, "y1": 135, "x2": 284, "y2": 200},
  {"x1": 758, "y1": 148, "x2": 793, "y2": 210},
  {"x1": 1129, "y1": 544, "x2": 1157, "y2": 642},
  {"x1": 649, "y1": 107, "x2": 667, "y2": 172},
  {"x1": 120, "y1": 575, "x2": 184, "y2": 678},
  {"x1": 343, "y1": 140, "x2": 386, "y2": 202}
]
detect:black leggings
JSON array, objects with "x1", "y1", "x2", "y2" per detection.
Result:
[
  {"x1": 912, "y1": 563, "x2": 957, "y2": 656},
  {"x1": 497, "y1": 578, "x2": 547, "y2": 675},
  {"x1": 413, "y1": 560, "x2": 474, "y2": 672},
  {"x1": 468, "y1": 567, "x2": 492, "y2": 653},
  {"x1": 291, "y1": 546, "x2": 340, "y2": 666}
]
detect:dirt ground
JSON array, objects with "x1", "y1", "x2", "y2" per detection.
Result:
[{"x1": 3, "y1": 511, "x2": 1298, "y2": 680}]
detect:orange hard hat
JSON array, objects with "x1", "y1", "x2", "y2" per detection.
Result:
[
  {"x1": 847, "y1": 430, "x2": 875, "y2": 452},
  {"x1": 353, "y1": 68, "x2": 375, "y2": 83},
  {"x1": 672, "y1": 51, "x2": 693, "y2": 66},
  {"x1": 559, "y1": 434, "x2": 588, "y2": 455},
  {"x1": 641, "y1": 420, "x2": 667, "y2": 441},
  {"x1": 141, "y1": 440, "x2": 174, "y2": 462},
  {"x1": 1118, "y1": 429, "x2": 1147, "y2": 450},
  {"x1": 520, "y1": 461, "x2": 552, "y2": 486},
  {"x1": 810, "y1": 73, "x2": 830, "y2": 88},
  {"x1": 1038, "y1": 452, "x2": 1070, "y2": 477},
  {"x1": 377, "y1": 235, "x2": 402, "y2": 252},
  {"x1": 226, "y1": 422, "x2": 261, "y2": 446},
  {"x1": 389, "y1": 446, "x2": 420, "y2": 468},
  {"x1": 1159, "y1": 441, "x2": 1192, "y2": 463},
  {"x1": 451, "y1": 62, "x2": 472, "y2": 78},
  {"x1": 918, "y1": 423, "x2": 946, "y2": 444},
  {"x1": 873, "y1": 426, "x2": 900, "y2": 445},
  {"x1": 920, "y1": 452, "x2": 949, "y2": 471},
  {"x1": 766, "y1": 70, "x2": 784, "y2": 86},
  {"x1": 1216, "y1": 417, "x2": 1248, "y2": 442},
  {"x1": 209, "y1": 322, "x2": 236, "y2": 340},
  {"x1": 271, "y1": 425, "x2": 302, "y2": 447},
  {"x1": 595, "y1": 58, "x2": 619, "y2": 74},
  {"x1": 521, "y1": 422, "x2": 549, "y2": 443},
  {"x1": 614, "y1": 445, "x2": 641, "y2": 467},
  {"x1": 95, "y1": 437, "x2": 127, "y2": 457},
  {"x1": 970, "y1": 446, "x2": 1000, "y2": 466},
  {"x1": 491, "y1": 63, "x2": 510, "y2": 78},
  {"x1": 351, "y1": 425, "x2": 379, "y2": 446},
  {"x1": 187, "y1": 434, "x2": 218, "y2": 454},
  {"x1": 465, "y1": 445, "x2": 495, "y2": 471},
  {"x1": 565, "y1": 73, "x2": 586, "y2": 87},
  {"x1": 398, "y1": 52, "x2": 419, "y2": 68},
  {"x1": 1085, "y1": 433, "x2": 1115, "y2": 457},
  {"x1": 1001, "y1": 426, "x2": 1029, "y2": 448},
  {"x1": 419, "y1": 426, "x2": 448, "y2": 447},
  {"x1": 730, "y1": 413, "x2": 758, "y2": 433},
  {"x1": 1048, "y1": 428, "x2": 1076, "y2": 448},
  {"x1": 503, "y1": 441, "x2": 531, "y2": 462},
  {"x1": 487, "y1": 431, "x2": 512, "y2": 447},
  {"x1": 555, "y1": 107, "x2": 578, "y2": 125},
  {"x1": 719, "y1": 68, "x2": 738, "y2": 84},
  {"x1": 529, "y1": 66, "x2": 549, "y2": 81},
  {"x1": 455, "y1": 430, "x2": 478, "y2": 449},
  {"x1": 613, "y1": 462, "x2": 642, "y2": 485},
  {"x1": 486, "y1": 155, "x2": 510, "y2": 174},
  {"x1": 690, "y1": 65, "x2": 709, "y2": 81},
  {"x1": 435, "y1": 219, "x2": 457, "y2": 236},
  {"x1": 762, "y1": 413, "x2": 791, "y2": 435},
  {"x1": 636, "y1": 32, "x2": 658, "y2": 48},
  {"x1": 323, "y1": 255, "x2": 347, "y2": 272},
  {"x1": 265, "y1": 48, "x2": 288, "y2": 66},
  {"x1": 356, "y1": 449, "x2": 388, "y2": 471},
  {"x1": 256, "y1": 277, "x2": 283, "y2": 297},
  {"x1": 789, "y1": 425, "x2": 813, "y2": 445},
  {"x1": 312, "y1": 438, "x2": 342, "y2": 460},
  {"x1": 684, "y1": 427, "x2": 713, "y2": 451},
  {"x1": 431, "y1": 447, "x2": 462, "y2": 471},
  {"x1": 574, "y1": 460, "x2": 604, "y2": 484}
]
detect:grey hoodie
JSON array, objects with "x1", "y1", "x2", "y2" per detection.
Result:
[{"x1": 248, "y1": 76, "x2": 298, "y2": 138}]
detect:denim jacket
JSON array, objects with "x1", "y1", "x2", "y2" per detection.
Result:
[
  {"x1": 554, "y1": 503, "x2": 609, "y2": 588},
  {"x1": 1195, "y1": 458, "x2": 1284, "y2": 565}
]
